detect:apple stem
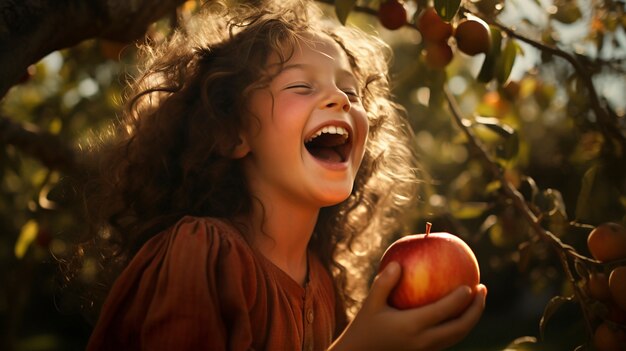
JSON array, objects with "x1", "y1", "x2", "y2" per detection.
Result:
[{"x1": 426, "y1": 222, "x2": 432, "y2": 237}]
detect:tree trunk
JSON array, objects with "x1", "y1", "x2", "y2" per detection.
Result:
[{"x1": 0, "y1": 0, "x2": 186, "y2": 99}]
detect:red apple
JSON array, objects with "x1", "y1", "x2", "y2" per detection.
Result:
[
  {"x1": 594, "y1": 321, "x2": 626, "y2": 351},
  {"x1": 378, "y1": 0, "x2": 407, "y2": 30},
  {"x1": 454, "y1": 19, "x2": 491, "y2": 56},
  {"x1": 587, "y1": 222, "x2": 626, "y2": 262},
  {"x1": 587, "y1": 271, "x2": 611, "y2": 302},
  {"x1": 424, "y1": 41, "x2": 453, "y2": 69},
  {"x1": 609, "y1": 266, "x2": 626, "y2": 311},
  {"x1": 417, "y1": 8, "x2": 453, "y2": 44},
  {"x1": 379, "y1": 223, "x2": 480, "y2": 309}
]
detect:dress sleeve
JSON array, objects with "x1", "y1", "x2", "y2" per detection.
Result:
[{"x1": 86, "y1": 217, "x2": 259, "y2": 351}]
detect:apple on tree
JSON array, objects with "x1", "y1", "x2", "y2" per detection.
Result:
[
  {"x1": 378, "y1": 0, "x2": 407, "y2": 30},
  {"x1": 609, "y1": 266, "x2": 626, "y2": 311},
  {"x1": 417, "y1": 8, "x2": 453, "y2": 43},
  {"x1": 585, "y1": 222, "x2": 626, "y2": 350},
  {"x1": 587, "y1": 271, "x2": 611, "y2": 302},
  {"x1": 587, "y1": 222, "x2": 626, "y2": 262},
  {"x1": 416, "y1": 7, "x2": 454, "y2": 70},
  {"x1": 454, "y1": 19, "x2": 491, "y2": 56},
  {"x1": 594, "y1": 321, "x2": 626, "y2": 351},
  {"x1": 425, "y1": 42, "x2": 453, "y2": 69},
  {"x1": 379, "y1": 222, "x2": 480, "y2": 310}
]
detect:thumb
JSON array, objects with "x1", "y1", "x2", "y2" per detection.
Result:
[{"x1": 365, "y1": 261, "x2": 401, "y2": 309}]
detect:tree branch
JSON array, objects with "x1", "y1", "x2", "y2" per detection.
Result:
[
  {"x1": 0, "y1": 115, "x2": 76, "y2": 173},
  {"x1": 315, "y1": 0, "x2": 421, "y2": 30},
  {"x1": 485, "y1": 19, "x2": 626, "y2": 153},
  {"x1": 444, "y1": 87, "x2": 597, "y2": 339},
  {"x1": 0, "y1": 0, "x2": 187, "y2": 99},
  {"x1": 313, "y1": 0, "x2": 625, "y2": 155}
]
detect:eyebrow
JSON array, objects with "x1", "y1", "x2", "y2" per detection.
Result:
[{"x1": 280, "y1": 63, "x2": 358, "y2": 83}]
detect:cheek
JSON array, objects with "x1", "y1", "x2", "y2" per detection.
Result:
[
  {"x1": 350, "y1": 110, "x2": 370, "y2": 170},
  {"x1": 355, "y1": 110, "x2": 370, "y2": 149},
  {"x1": 272, "y1": 96, "x2": 310, "y2": 133}
]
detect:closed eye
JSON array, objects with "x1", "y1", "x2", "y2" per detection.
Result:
[
  {"x1": 286, "y1": 84, "x2": 313, "y2": 93},
  {"x1": 343, "y1": 90, "x2": 361, "y2": 101}
]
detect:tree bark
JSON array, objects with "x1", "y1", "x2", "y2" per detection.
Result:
[{"x1": 0, "y1": 0, "x2": 186, "y2": 99}]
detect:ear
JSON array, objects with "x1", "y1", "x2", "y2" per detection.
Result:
[{"x1": 230, "y1": 133, "x2": 250, "y2": 159}]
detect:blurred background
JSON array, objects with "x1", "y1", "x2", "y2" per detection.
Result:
[{"x1": 1, "y1": 0, "x2": 625, "y2": 350}]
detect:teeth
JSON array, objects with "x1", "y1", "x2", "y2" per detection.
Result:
[{"x1": 305, "y1": 126, "x2": 350, "y2": 143}]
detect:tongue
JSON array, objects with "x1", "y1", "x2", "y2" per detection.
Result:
[{"x1": 308, "y1": 146, "x2": 343, "y2": 163}]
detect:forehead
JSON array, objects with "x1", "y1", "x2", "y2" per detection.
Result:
[
  {"x1": 268, "y1": 32, "x2": 354, "y2": 74},
  {"x1": 296, "y1": 33, "x2": 350, "y2": 65}
]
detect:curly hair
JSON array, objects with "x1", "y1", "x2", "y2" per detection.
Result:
[{"x1": 72, "y1": 0, "x2": 420, "y2": 321}]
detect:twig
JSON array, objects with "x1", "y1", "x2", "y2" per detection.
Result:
[
  {"x1": 444, "y1": 87, "x2": 597, "y2": 339},
  {"x1": 313, "y1": 0, "x2": 625, "y2": 155},
  {"x1": 316, "y1": 0, "x2": 617, "y2": 340},
  {"x1": 315, "y1": 0, "x2": 420, "y2": 31},
  {"x1": 486, "y1": 19, "x2": 625, "y2": 153},
  {"x1": 0, "y1": 115, "x2": 76, "y2": 173},
  {"x1": 315, "y1": 0, "x2": 619, "y2": 267}
]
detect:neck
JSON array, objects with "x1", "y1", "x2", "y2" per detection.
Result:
[{"x1": 246, "y1": 194, "x2": 320, "y2": 286}]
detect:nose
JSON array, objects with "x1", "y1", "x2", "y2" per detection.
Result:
[{"x1": 322, "y1": 89, "x2": 351, "y2": 113}]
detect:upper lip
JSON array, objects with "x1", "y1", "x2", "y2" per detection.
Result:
[
  {"x1": 303, "y1": 120, "x2": 354, "y2": 162},
  {"x1": 304, "y1": 120, "x2": 353, "y2": 144}
]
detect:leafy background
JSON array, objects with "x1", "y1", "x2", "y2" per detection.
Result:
[{"x1": 1, "y1": 0, "x2": 625, "y2": 350}]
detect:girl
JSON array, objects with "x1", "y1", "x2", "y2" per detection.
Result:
[{"x1": 81, "y1": 0, "x2": 486, "y2": 349}]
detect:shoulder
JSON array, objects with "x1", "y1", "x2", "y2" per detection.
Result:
[
  {"x1": 172, "y1": 215, "x2": 246, "y2": 239},
  {"x1": 89, "y1": 216, "x2": 261, "y2": 349},
  {"x1": 145, "y1": 216, "x2": 254, "y2": 261},
  {"x1": 114, "y1": 216, "x2": 261, "y2": 307},
  {"x1": 125, "y1": 216, "x2": 260, "y2": 292}
]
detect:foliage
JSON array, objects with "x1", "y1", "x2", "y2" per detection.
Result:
[{"x1": 1, "y1": 0, "x2": 626, "y2": 350}]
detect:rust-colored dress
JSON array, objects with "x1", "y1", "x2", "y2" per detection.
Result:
[{"x1": 86, "y1": 216, "x2": 341, "y2": 351}]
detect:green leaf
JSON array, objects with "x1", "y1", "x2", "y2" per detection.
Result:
[
  {"x1": 543, "y1": 189, "x2": 567, "y2": 216},
  {"x1": 434, "y1": 0, "x2": 461, "y2": 21},
  {"x1": 497, "y1": 39, "x2": 519, "y2": 83},
  {"x1": 474, "y1": 114, "x2": 519, "y2": 163},
  {"x1": 496, "y1": 130, "x2": 519, "y2": 161},
  {"x1": 477, "y1": 26, "x2": 502, "y2": 83},
  {"x1": 551, "y1": 2, "x2": 582, "y2": 24},
  {"x1": 574, "y1": 258, "x2": 589, "y2": 280},
  {"x1": 15, "y1": 219, "x2": 39, "y2": 259},
  {"x1": 543, "y1": 189, "x2": 568, "y2": 236},
  {"x1": 474, "y1": 116, "x2": 515, "y2": 138},
  {"x1": 540, "y1": 295, "x2": 574, "y2": 340},
  {"x1": 488, "y1": 218, "x2": 524, "y2": 248},
  {"x1": 335, "y1": 0, "x2": 356, "y2": 25},
  {"x1": 485, "y1": 180, "x2": 502, "y2": 194},
  {"x1": 478, "y1": 214, "x2": 498, "y2": 236},
  {"x1": 504, "y1": 336, "x2": 538, "y2": 350},
  {"x1": 519, "y1": 176, "x2": 539, "y2": 203},
  {"x1": 450, "y1": 201, "x2": 490, "y2": 219},
  {"x1": 575, "y1": 164, "x2": 623, "y2": 224},
  {"x1": 517, "y1": 241, "x2": 533, "y2": 272}
]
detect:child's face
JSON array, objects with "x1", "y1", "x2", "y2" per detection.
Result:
[{"x1": 239, "y1": 33, "x2": 369, "y2": 210}]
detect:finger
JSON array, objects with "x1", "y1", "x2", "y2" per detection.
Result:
[
  {"x1": 365, "y1": 261, "x2": 401, "y2": 310},
  {"x1": 409, "y1": 285, "x2": 475, "y2": 327},
  {"x1": 422, "y1": 284, "x2": 488, "y2": 349}
]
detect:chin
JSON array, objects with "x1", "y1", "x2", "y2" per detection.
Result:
[{"x1": 315, "y1": 184, "x2": 354, "y2": 208}]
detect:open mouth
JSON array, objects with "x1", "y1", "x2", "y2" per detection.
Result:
[{"x1": 304, "y1": 125, "x2": 351, "y2": 163}]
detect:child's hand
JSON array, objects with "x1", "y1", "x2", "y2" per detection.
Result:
[{"x1": 330, "y1": 262, "x2": 487, "y2": 351}]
